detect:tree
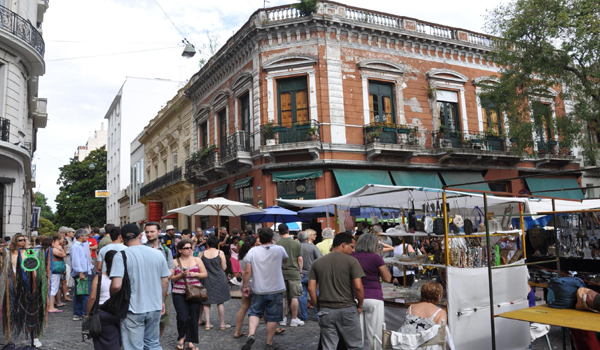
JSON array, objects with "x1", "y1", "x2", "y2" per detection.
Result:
[
  {"x1": 292, "y1": 0, "x2": 318, "y2": 16},
  {"x1": 38, "y1": 217, "x2": 54, "y2": 236},
  {"x1": 198, "y1": 30, "x2": 221, "y2": 67},
  {"x1": 34, "y1": 192, "x2": 55, "y2": 222},
  {"x1": 55, "y1": 146, "x2": 107, "y2": 228},
  {"x1": 484, "y1": 0, "x2": 599, "y2": 162}
]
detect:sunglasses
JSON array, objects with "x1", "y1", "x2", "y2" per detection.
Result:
[
  {"x1": 17, "y1": 239, "x2": 26, "y2": 242},
  {"x1": 180, "y1": 247, "x2": 193, "y2": 250}
]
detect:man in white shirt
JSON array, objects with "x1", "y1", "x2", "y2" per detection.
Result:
[
  {"x1": 241, "y1": 228, "x2": 288, "y2": 350},
  {"x1": 70, "y1": 228, "x2": 93, "y2": 321}
]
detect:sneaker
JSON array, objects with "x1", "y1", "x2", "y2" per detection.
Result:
[
  {"x1": 279, "y1": 317, "x2": 287, "y2": 326},
  {"x1": 73, "y1": 315, "x2": 82, "y2": 321},
  {"x1": 290, "y1": 318, "x2": 305, "y2": 327},
  {"x1": 264, "y1": 344, "x2": 279, "y2": 350},
  {"x1": 230, "y1": 278, "x2": 241, "y2": 286},
  {"x1": 33, "y1": 338, "x2": 42, "y2": 348},
  {"x1": 241, "y1": 335, "x2": 255, "y2": 350}
]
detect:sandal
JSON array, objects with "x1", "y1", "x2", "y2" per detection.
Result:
[
  {"x1": 186, "y1": 346, "x2": 198, "y2": 350},
  {"x1": 176, "y1": 343, "x2": 184, "y2": 350},
  {"x1": 204, "y1": 325, "x2": 213, "y2": 331},
  {"x1": 275, "y1": 328, "x2": 285, "y2": 335},
  {"x1": 233, "y1": 332, "x2": 247, "y2": 338},
  {"x1": 198, "y1": 320, "x2": 206, "y2": 326},
  {"x1": 55, "y1": 303, "x2": 66, "y2": 307},
  {"x1": 219, "y1": 324, "x2": 231, "y2": 330},
  {"x1": 63, "y1": 298, "x2": 73, "y2": 302}
]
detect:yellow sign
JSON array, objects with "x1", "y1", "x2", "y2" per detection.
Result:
[{"x1": 95, "y1": 190, "x2": 109, "y2": 198}]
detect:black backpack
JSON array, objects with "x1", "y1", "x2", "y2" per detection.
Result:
[
  {"x1": 464, "y1": 219, "x2": 474, "y2": 234},
  {"x1": 100, "y1": 251, "x2": 131, "y2": 318},
  {"x1": 433, "y1": 218, "x2": 445, "y2": 235}
]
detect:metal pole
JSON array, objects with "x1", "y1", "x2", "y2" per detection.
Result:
[
  {"x1": 443, "y1": 192, "x2": 449, "y2": 266},
  {"x1": 519, "y1": 203, "x2": 526, "y2": 259},
  {"x1": 325, "y1": 205, "x2": 330, "y2": 227},
  {"x1": 552, "y1": 199, "x2": 561, "y2": 275},
  {"x1": 484, "y1": 193, "x2": 497, "y2": 350}
]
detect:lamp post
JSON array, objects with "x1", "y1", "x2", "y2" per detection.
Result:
[{"x1": 257, "y1": 195, "x2": 264, "y2": 210}]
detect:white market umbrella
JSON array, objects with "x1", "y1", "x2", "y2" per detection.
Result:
[{"x1": 168, "y1": 197, "x2": 264, "y2": 241}]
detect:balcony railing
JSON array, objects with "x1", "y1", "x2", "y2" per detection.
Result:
[
  {"x1": 0, "y1": 6, "x2": 45, "y2": 57},
  {"x1": 363, "y1": 123, "x2": 419, "y2": 146},
  {"x1": 261, "y1": 120, "x2": 321, "y2": 146},
  {"x1": 220, "y1": 131, "x2": 252, "y2": 163},
  {"x1": 0, "y1": 117, "x2": 9, "y2": 142},
  {"x1": 140, "y1": 167, "x2": 182, "y2": 198}
]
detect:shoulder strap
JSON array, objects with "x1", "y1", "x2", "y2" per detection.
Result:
[
  {"x1": 429, "y1": 308, "x2": 442, "y2": 320},
  {"x1": 407, "y1": 305, "x2": 412, "y2": 315},
  {"x1": 92, "y1": 273, "x2": 102, "y2": 313}
]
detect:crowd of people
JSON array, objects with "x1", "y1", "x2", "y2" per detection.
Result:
[{"x1": 5, "y1": 221, "x2": 451, "y2": 350}]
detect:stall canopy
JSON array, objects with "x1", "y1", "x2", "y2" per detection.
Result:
[
  {"x1": 525, "y1": 178, "x2": 584, "y2": 200},
  {"x1": 441, "y1": 171, "x2": 491, "y2": 193},
  {"x1": 333, "y1": 169, "x2": 393, "y2": 195},
  {"x1": 278, "y1": 184, "x2": 527, "y2": 209},
  {"x1": 390, "y1": 170, "x2": 442, "y2": 188},
  {"x1": 271, "y1": 169, "x2": 322, "y2": 182}
]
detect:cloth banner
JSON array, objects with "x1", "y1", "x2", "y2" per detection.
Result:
[{"x1": 447, "y1": 261, "x2": 530, "y2": 350}]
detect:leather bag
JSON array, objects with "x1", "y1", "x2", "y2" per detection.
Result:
[
  {"x1": 100, "y1": 251, "x2": 131, "y2": 318},
  {"x1": 177, "y1": 258, "x2": 208, "y2": 303},
  {"x1": 82, "y1": 274, "x2": 102, "y2": 340}
]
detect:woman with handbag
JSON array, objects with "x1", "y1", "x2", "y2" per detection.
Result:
[
  {"x1": 172, "y1": 239, "x2": 208, "y2": 350},
  {"x1": 85, "y1": 250, "x2": 121, "y2": 350},
  {"x1": 49, "y1": 233, "x2": 67, "y2": 313}
]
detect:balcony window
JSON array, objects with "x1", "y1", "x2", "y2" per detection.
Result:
[
  {"x1": 480, "y1": 97, "x2": 503, "y2": 136},
  {"x1": 172, "y1": 153, "x2": 178, "y2": 171},
  {"x1": 240, "y1": 93, "x2": 250, "y2": 134},
  {"x1": 218, "y1": 109, "x2": 227, "y2": 144},
  {"x1": 532, "y1": 102, "x2": 553, "y2": 141},
  {"x1": 437, "y1": 90, "x2": 460, "y2": 132},
  {"x1": 277, "y1": 77, "x2": 309, "y2": 126},
  {"x1": 163, "y1": 160, "x2": 168, "y2": 175},
  {"x1": 200, "y1": 122, "x2": 208, "y2": 148},
  {"x1": 369, "y1": 81, "x2": 394, "y2": 124}
]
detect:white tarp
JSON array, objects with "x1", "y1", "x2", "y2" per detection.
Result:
[
  {"x1": 278, "y1": 185, "x2": 526, "y2": 209},
  {"x1": 447, "y1": 261, "x2": 530, "y2": 350},
  {"x1": 526, "y1": 198, "x2": 600, "y2": 218}
]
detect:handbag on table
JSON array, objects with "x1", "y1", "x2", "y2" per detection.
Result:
[{"x1": 177, "y1": 258, "x2": 208, "y2": 303}]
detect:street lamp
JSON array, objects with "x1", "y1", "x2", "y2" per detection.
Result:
[{"x1": 257, "y1": 195, "x2": 264, "y2": 210}]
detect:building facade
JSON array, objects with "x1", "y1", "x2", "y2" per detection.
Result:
[
  {"x1": 76, "y1": 122, "x2": 107, "y2": 161},
  {"x1": 138, "y1": 84, "x2": 194, "y2": 230},
  {"x1": 104, "y1": 77, "x2": 182, "y2": 225},
  {"x1": 184, "y1": 2, "x2": 582, "y2": 230},
  {"x1": 129, "y1": 132, "x2": 145, "y2": 225},
  {"x1": 0, "y1": 0, "x2": 48, "y2": 237}
]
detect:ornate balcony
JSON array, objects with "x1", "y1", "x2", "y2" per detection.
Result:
[
  {"x1": 140, "y1": 167, "x2": 188, "y2": 200},
  {"x1": 363, "y1": 123, "x2": 420, "y2": 161},
  {"x1": 184, "y1": 147, "x2": 226, "y2": 186},
  {"x1": 220, "y1": 130, "x2": 253, "y2": 169},
  {"x1": 0, "y1": 6, "x2": 45, "y2": 74},
  {"x1": 259, "y1": 120, "x2": 321, "y2": 161}
]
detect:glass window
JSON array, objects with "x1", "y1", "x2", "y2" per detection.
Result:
[
  {"x1": 218, "y1": 109, "x2": 227, "y2": 143},
  {"x1": 185, "y1": 146, "x2": 190, "y2": 159},
  {"x1": 437, "y1": 90, "x2": 460, "y2": 132},
  {"x1": 532, "y1": 102, "x2": 553, "y2": 141},
  {"x1": 240, "y1": 93, "x2": 250, "y2": 134},
  {"x1": 239, "y1": 187, "x2": 254, "y2": 204},
  {"x1": 276, "y1": 179, "x2": 316, "y2": 199},
  {"x1": 480, "y1": 97, "x2": 502, "y2": 135},
  {"x1": 200, "y1": 123, "x2": 208, "y2": 148},
  {"x1": 277, "y1": 77, "x2": 309, "y2": 126},
  {"x1": 369, "y1": 82, "x2": 394, "y2": 123},
  {"x1": 172, "y1": 153, "x2": 178, "y2": 170},
  {"x1": 163, "y1": 160, "x2": 168, "y2": 175}
]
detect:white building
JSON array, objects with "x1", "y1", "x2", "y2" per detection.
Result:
[
  {"x1": 104, "y1": 77, "x2": 181, "y2": 225},
  {"x1": 0, "y1": 0, "x2": 49, "y2": 237},
  {"x1": 129, "y1": 131, "x2": 145, "y2": 225},
  {"x1": 76, "y1": 122, "x2": 107, "y2": 161}
]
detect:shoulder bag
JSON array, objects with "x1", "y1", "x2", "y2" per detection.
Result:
[
  {"x1": 100, "y1": 250, "x2": 131, "y2": 318},
  {"x1": 177, "y1": 257, "x2": 208, "y2": 303},
  {"x1": 82, "y1": 274, "x2": 102, "y2": 341}
]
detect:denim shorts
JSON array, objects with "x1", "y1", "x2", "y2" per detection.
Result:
[{"x1": 248, "y1": 292, "x2": 284, "y2": 323}]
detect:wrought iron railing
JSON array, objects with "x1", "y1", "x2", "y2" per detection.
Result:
[
  {"x1": 363, "y1": 123, "x2": 419, "y2": 146},
  {"x1": 0, "y1": 117, "x2": 9, "y2": 142},
  {"x1": 184, "y1": 148, "x2": 220, "y2": 181},
  {"x1": 140, "y1": 166, "x2": 182, "y2": 198},
  {"x1": 260, "y1": 120, "x2": 321, "y2": 145},
  {"x1": 221, "y1": 131, "x2": 252, "y2": 163},
  {"x1": 0, "y1": 6, "x2": 45, "y2": 57}
]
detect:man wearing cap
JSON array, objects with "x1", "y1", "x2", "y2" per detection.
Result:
[
  {"x1": 160, "y1": 224, "x2": 180, "y2": 257},
  {"x1": 110, "y1": 224, "x2": 171, "y2": 350}
]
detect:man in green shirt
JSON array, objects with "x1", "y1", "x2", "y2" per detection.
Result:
[{"x1": 276, "y1": 223, "x2": 304, "y2": 327}]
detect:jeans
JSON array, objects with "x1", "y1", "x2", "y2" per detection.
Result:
[
  {"x1": 73, "y1": 275, "x2": 92, "y2": 316},
  {"x1": 121, "y1": 310, "x2": 162, "y2": 350},
  {"x1": 299, "y1": 273, "x2": 319, "y2": 321}
]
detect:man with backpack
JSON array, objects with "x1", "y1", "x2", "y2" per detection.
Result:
[
  {"x1": 110, "y1": 223, "x2": 171, "y2": 350},
  {"x1": 144, "y1": 222, "x2": 175, "y2": 339}
]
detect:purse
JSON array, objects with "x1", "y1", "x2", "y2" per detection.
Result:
[
  {"x1": 82, "y1": 274, "x2": 102, "y2": 341},
  {"x1": 52, "y1": 260, "x2": 66, "y2": 274},
  {"x1": 177, "y1": 258, "x2": 208, "y2": 303},
  {"x1": 100, "y1": 251, "x2": 131, "y2": 318}
]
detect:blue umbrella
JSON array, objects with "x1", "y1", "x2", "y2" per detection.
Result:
[{"x1": 242, "y1": 205, "x2": 306, "y2": 224}]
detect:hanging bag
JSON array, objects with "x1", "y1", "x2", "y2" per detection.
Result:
[
  {"x1": 52, "y1": 260, "x2": 66, "y2": 274},
  {"x1": 82, "y1": 274, "x2": 103, "y2": 340},
  {"x1": 547, "y1": 276, "x2": 586, "y2": 309},
  {"x1": 177, "y1": 258, "x2": 208, "y2": 303},
  {"x1": 100, "y1": 251, "x2": 131, "y2": 318},
  {"x1": 76, "y1": 277, "x2": 89, "y2": 295}
]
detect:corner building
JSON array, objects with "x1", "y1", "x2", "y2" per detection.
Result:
[{"x1": 185, "y1": 2, "x2": 582, "y2": 231}]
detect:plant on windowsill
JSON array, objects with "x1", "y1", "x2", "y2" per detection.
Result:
[
  {"x1": 262, "y1": 121, "x2": 276, "y2": 143},
  {"x1": 367, "y1": 130, "x2": 381, "y2": 143},
  {"x1": 305, "y1": 126, "x2": 318, "y2": 141},
  {"x1": 294, "y1": 121, "x2": 311, "y2": 130},
  {"x1": 437, "y1": 124, "x2": 447, "y2": 138},
  {"x1": 397, "y1": 124, "x2": 412, "y2": 134}
]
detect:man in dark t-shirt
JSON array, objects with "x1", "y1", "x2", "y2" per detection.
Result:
[{"x1": 308, "y1": 232, "x2": 364, "y2": 350}]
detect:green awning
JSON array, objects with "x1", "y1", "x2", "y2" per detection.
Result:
[
  {"x1": 212, "y1": 184, "x2": 228, "y2": 196},
  {"x1": 233, "y1": 177, "x2": 253, "y2": 189},
  {"x1": 525, "y1": 178, "x2": 584, "y2": 200},
  {"x1": 195, "y1": 190, "x2": 208, "y2": 200},
  {"x1": 333, "y1": 169, "x2": 393, "y2": 195},
  {"x1": 271, "y1": 170, "x2": 323, "y2": 182},
  {"x1": 390, "y1": 171, "x2": 443, "y2": 189},
  {"x1": 440, "y1": 172, "x2": 491, "y2": 193}
]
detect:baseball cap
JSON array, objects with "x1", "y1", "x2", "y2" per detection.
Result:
[{"x1": 121, "y1": 223, "x2": 141, "y2": 240}]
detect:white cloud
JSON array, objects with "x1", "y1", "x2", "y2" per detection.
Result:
[{"x1": 37, "y1": 0, "x2": 507, "y2": 212}]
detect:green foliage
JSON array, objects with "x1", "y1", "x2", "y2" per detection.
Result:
[
  {"x1": 484, "y1": 0, "x2": 599, "y2": 159},
  {"x1": 34, "y1": 192, "x2": 55, "y2": 222},
  {"x1": 198, "y1": 30, "x2": 221, "y2": 67},
  {"x1": 38, "y1": 217, "x2": 54, "y2": 236},
  {"x1": 291, "y1": 0, "x2": 318, "y2": 16},
  {"x1": 55, "y1": 146, "x2": 107, "y2": 228}
]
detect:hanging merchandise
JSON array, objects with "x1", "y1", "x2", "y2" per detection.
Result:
[
  {"x1": 424, "y1": 216, "x2": 434, "y2": 234},
  {"x1": 370, "y1": 213, "x2": 378, "y2": 225}
]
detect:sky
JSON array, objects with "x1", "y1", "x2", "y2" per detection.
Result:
[{"x1": 36, "y1": 0, "x2": 509, "y2": 211}]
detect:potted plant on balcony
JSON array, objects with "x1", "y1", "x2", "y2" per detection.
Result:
[
  {"x1": 397, "y1": 124, "x2": 412, "y2": 134},
  {"x1": 305, "y1": 126, "x2": 318, "y2": 141},
  {"x1": 263, "y1": 121, "x2": 276, "y2": 145},
  {"x1": 367, "y1": 130, "x2": 382, "y2": 143},
  {"x1": 294, "y1": 121, "x2": 311, "y2": 130},
  {"x1": 382, "y1": 122, "x2": 396, "y2": 132},
  {"x1": 484, "y1": 127, "x2": 501, "y2": 140},
  {"x1": 437, "y1": 124, "x2": 447, "y2": 138}
]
